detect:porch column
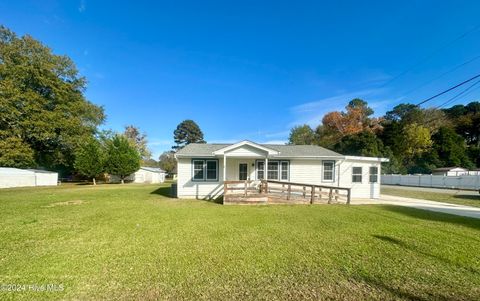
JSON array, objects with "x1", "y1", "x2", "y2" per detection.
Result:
[
  {"x1": 265, "y1": 156, "x2": 268, "y2": 180},
  {"x1": 223, "y1": 155, "x2": 226, "y2": 181}
]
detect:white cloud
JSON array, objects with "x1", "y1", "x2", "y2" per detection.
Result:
[
  {"x1": 78, "y1": 0, "x2": 86, "y2": 12},
  {"x1": 290, "y1": 88, "x2": 388, "y2": 127}
]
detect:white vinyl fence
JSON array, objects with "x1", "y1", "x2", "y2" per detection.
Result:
[{"x1": 382, "y1": 174, "x2": 480, "y2": 190}]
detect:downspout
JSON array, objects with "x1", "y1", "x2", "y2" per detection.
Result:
[{"x1": 336, "y1": 158, "x2": 345, "y2": 187}]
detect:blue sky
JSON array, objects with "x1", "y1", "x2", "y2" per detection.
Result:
[{"x1": 2, "y1": 1, "x2": 480, "y2": 158}]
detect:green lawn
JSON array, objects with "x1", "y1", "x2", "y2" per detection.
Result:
[
  {"x1": 1, "y1": 184, "x2": 480, "y2": 300},
  {"x1": 382, "y1": 186, "x2": 480, "y2": 208}
]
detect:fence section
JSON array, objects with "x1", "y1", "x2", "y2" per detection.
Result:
[{"x1": 382, "y1": 174, "x2": 480, "y2": 190}]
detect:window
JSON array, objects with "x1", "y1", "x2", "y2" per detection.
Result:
[
  {"x1": 267, "y1": 161, "x2": 279, "y2": 180},
  {"x1": 322, "y1": 161, "x2": 335, "y2": 182},
  {"x1": 206, "y1": 160, "x2": 218, "y2": 180},
  {"x1": 281, "y1": 161, "x2": 289, "y2": 180},
  {"x1": 256, "y1": 160, "x2": 289, "y2": 180},
  {"x1": 352, "y1": 167, "x2": 362, "y2": 183},
  {"x1": 192, "y1": 159, "x2": 218, "y2": 181},
  {"x1": 369, "y1": 166, "x2": 378, "y2": 183},
  {"x1": 257, "y1": 161, "x2": 265, "y2": 180},
  {"x1": 193, "y1": 160, "x2": 204, "y2": 180}
]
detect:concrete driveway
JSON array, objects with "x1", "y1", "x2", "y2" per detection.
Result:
[{"x1": 352, "y1": 195, "x2": 480, "y2": 219}]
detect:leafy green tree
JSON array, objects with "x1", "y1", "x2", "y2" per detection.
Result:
[
  {"x1": 0, "y1": 136, "x2": 35, "y2": 168},
  {"x1": 334, "y1": 131, "x2": 385, "y2": 157},
  {"x1": 105, "y1": 135, "x2": 140, "y2": 184},
  {"x1": 124, "y1": 125, "x2": 151, "y2": 161},
  {"x1": 431, "y1": 127, "x2": 473, "y2": 169},
  {"x1": 401, "y1": 123, "x2": 433, "y2": 166},
  {"x1": 288, "y1": 125, "x2": 316, "y2": 145},
  {"x1": 74, "y1": 138, "x2": 105, "y2": 185},
  {"x1": 173, "y1": 120, "x2": 205, "y2": 150},
  {"x1": 0, "y1": 26, "x2": 105, "y2": 172},
  {"x1": 158, "y1": 151, "x2": 176, "y2": 174}
]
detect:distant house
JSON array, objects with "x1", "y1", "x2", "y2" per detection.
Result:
[
  {"x1": 109, "y1": 167, "x2": 166, "y2": 184},
  {"x1": 174, "y1": 140, "x2": 388, "y2": 200},
  {"x1": 431, "y1": 167, "x2": 468, "y2": 176},
  {"x1": 0, "y1": 167, "x2": 58, "y2": 189}
]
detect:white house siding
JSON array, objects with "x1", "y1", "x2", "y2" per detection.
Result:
[
  {"x1": 177, "y1": 158, "x2": 225, "y2": 199},
  {"x1": 289, "y1": 159, "x2": 324, "y2": 185},
  {"x1": 338, "y1": 160, "x2": 381, "y2": 199}
]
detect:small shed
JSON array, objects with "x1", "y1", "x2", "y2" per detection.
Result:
[
  {"x1": 431, "y1": 167, "x2": 468, "y2": 176},
  {"x1": 109, "y1": 167, "x2": 166, "y2": 184},
  {"x1": 0, "y1": 167, "x2": 58, "y2": 188},
  {"x1": 132, "y1": 167, "x2": 166, "y2": 183},
  {"x1": 27, "y1": 169, "x2": 59, "y2": 186}
]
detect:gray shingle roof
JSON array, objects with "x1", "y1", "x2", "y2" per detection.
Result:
[{"x1": 176, "y1": 143, "x2": 343, "y2": 157}]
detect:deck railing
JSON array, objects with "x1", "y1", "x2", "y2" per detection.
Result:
[{"x1": 223, "y1": 180, "x2": 351, "y2": 204}]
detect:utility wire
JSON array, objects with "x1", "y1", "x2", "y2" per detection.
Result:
[
  {"x1": 416, "y1": 73, "x2": 480, "y2": 106},
  {"x1": 403, "y1": 54, "x2": 480, "y2": 96},
  {"x1": 379, "y1": 24, "x2": 480, "y2": 89},
  {"x1": 436, "y1": 78, "x2": 480, "y2": 108}
]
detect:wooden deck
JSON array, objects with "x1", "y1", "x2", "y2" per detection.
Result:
[{"x1": 223, "y1": 180, "x2": 351, "y2": 205}]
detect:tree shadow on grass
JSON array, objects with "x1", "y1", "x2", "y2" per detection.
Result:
[
  {"x1": 379, "y1": 205, "x2": 480, "y2": 231},
  {"x1": 372, "y1": 233, "x2": 480, "y2": 276}
]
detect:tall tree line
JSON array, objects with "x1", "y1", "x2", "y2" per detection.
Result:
[{"x1": 288, "y1": 99, "x2": 480, "y2": 174}]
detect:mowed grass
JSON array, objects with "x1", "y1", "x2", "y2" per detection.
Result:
[
  {"x1": 382, "y1": 186, "x2": 480, "y2": 208},
  {"x1": 1, "y1": 184, "x2": 480, "y2": 300}
]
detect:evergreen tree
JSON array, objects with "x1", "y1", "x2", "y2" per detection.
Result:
[
  {"x1": 173, "y1": 120, "x2": 205, "y2": 150},
  {"x1": 74, "y1": 138, "x2": 105, "y2": 185},
  {"x1": 104, "y1": 135, "x2": 141, "y2": 184}
]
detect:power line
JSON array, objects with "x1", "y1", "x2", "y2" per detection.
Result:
[
  {"x1": 379, "y1": 24, "x2": 480, "y2": 89},
  {"x1": 436, "y1": 78, "x2": 480, "y2": 108},
  {"x1": 403, "y1": 54, "x2": 480, "y2": 96},
  {"x1": 416, "y1": 73, "x2": 480, "y2": 106}
]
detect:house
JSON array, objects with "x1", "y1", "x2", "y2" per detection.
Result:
[
  {"x1": 109, "y1": 167, "x2": 166, "y2": 184},
  {"x1": 431, "y1": 167, "x2": 468, "y2": 176},
  {"x1": 174, "y1": 140, "x2": 388, "y2": 200},
  {"x1": 0, "y1": 167, "x2": 58, "y2": 189}
]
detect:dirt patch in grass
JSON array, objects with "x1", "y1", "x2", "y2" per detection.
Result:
[{"x1": 43, "y1": 200, "x2": 86, "y2": 207}]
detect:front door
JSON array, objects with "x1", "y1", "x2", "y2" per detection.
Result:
[{"x1": 239, "y1": 163, "x2": 248, "y2": 180}]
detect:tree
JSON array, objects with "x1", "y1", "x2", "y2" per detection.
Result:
[
  {"x1": 104, "y1": 135, "x2": 140, "y2": 184},
  {"x1": 321, "y1": 99, "x2": 381, "y2": 144},
  {"x1": 0, "y1": 137, "x2": 35, "y2": 168},
  {"x1": 124, "y1": 125, "x2": 151, "y2": 160},
  {"x1": 431, "y1": 127, "x2": 473, "y2": 169},
  {"x1": 334, "y1": 131, "x2": 385, "y2": 157},
  {"x1": 173, "y1": 120, "x2": 205, "y2": 150},
  {"x1": 158, "y1": 151, "x2": 176, "y2": 174},
  {"x1": 74, "y1": 138, "x2": 105, "y2": 185},
  {"x1": 0, "y1": 26, "x2": 105, "y2": 172},
  {"x1": 401, "y1": 123, "x2": 433, "y2": 166},
  {"x1": 288, "y1": 125, "x2": 316, "y2": 145}
]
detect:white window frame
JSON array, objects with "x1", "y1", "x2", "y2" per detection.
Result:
[
  {"x1": 352, "y1": 167, "x2": 363, "y2": 183},
  {"x1": 256, "y1": 161, "x2": 265, "y2": 180},
  {"x1": 192, "y1": 159, "x2": 218, "y2": 182},
  {"x1": 322, "y1": 160, "x2": 335, "y2": 182},
  {"x1": 256, "y1": 160, "x2": 289, "y2": 181},
  {"x1": 267, "y1": 161, "x2": 279, "y2": 180},
  {"x1": 280, "y1": 161, "x2": 289, "y2": 181},
  {"x1": 369, "y1": 166, "x2": 378, "y2": 183}
]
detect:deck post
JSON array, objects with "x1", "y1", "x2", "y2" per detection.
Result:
[
  {"x1": 310, "y1": 185, "x2": 315, "y2": 204},
  {"x1": 287, "y1": 184, "x2": 291, "y2": 200},
  {"x1": 335, "y1": 189, "x2": 339, "y2": 203},
  {"x1": 244, "y1": 180, "x2": 247, "y2": 197},
  {"x1": 347, "y1": 188, "x2": 351, "y2": 204},
  {"x1": 224, "y1": 182, "x2": 227, "y2": 198},
  {"x1": 328, "y1": 188, "x2": 333, "y2": 204},
  {"x1": 303, "y1": 186, "x2": 306, "y2": 198}
]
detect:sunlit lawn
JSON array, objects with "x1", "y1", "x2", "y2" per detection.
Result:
[
  {"x1": 1, "y1": 183, "x2": 479, "y2": 300},
  {"x1": 382, "y1": 186, "x2": 480, "y2": 208}
]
